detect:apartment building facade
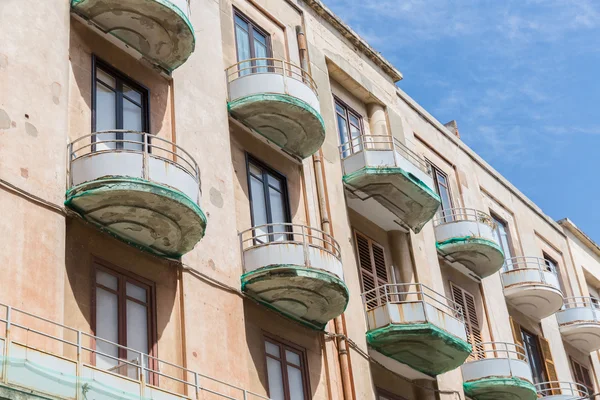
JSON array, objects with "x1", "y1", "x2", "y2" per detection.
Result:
[{"x1": 1, "y1": 0, "x2": 600, "y2": 399}]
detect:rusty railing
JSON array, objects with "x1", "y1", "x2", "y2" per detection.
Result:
[
  {"x1": 432, "y1": 207, "x2": 496, "y2": 229},
  {"x1": 501, "y1": 256, "x2": 559, "y2": 287},
  {"x1": 536, "y1": 381, "x2": 589, "y2": 399}
]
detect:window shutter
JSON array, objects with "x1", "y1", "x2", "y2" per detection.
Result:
[
  {"x1": 509, "y1": 317, "x2": 525, "y2": 361},
  {"x1": 355, "y1": 231, "x2": 388, "y2": 308},
  {"x1": 451, "y1": 283, "x2": 483, "y2": 360},
  {"x1": 539, "y1": 337, "x2": 559, "y2": 394}
]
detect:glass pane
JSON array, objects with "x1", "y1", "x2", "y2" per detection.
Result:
[
  {"x1": 126, "y1": 300, "x2": 148, "y2": 379},
  {"x1": 437, "y1": 173, "x2": 447, "y2": 185},
  {"x1": 97, "y1": 69, "x2": 116, "y2": 88},
  {"x1": 267, "y1": 357, "x2": 285, "y2": 400},
  {"x1": 350, "y1": 124, "x2": 362, "y2": 154},
  {"x1": 249, "y1": 163, "x2": 263, "y2": 178},
  {"x1": 254, "y1": 40, "x2": 268, "y2": 73},
  {"x1": 126, "y1": 282, "x2": 147, "y2": 303},
  {"x1": 123, "y1": 99, "x2": 143, "y2": 151},
  {"x1": 235, "y1": 21, "x2": 251, "y2": 76},
  {"x1": 269, "y1": 188, "x2": 286, "y2": 242},
  {"x1": 250, "y1": 175, "x2": 268, "y2": 241},
  {"x1": 123, "y1": 84, "x2": 142, "y2": 104},
  {"x1": 97, "y1": 270, "x2": 118, "y2": 290},
  {"x1": 265, "y1": 341, "x2": 280, "y2": 357},
  {"x1": 349, "y1": 114, "x2": 360, "y2": 127},
  {"x1": 268, "y1": 174, "x2": 282, "y2": 190},
  {"x1": 337, "y1": 115, "x2": 350, "y2": 158},
  {"x1": 95, "y1": 82, "x2": 117, "y2": 151},
  {"x1": 287, "y1": 365, "x2": 306, "y2": 400},
  {"x1": 96, "y1": 288, "x2": 119, "y2": 371},
  {"x1": 335, "y1": 103, "x2": 345, "y2": 115},
  {"x1": 254, "y1": 30, "x2": 267, "y2": 46},
  {"x1": 286, "y1": 350, "x2": 301, "y2": 366}
]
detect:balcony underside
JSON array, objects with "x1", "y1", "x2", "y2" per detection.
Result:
[
  {"x1": 365, "y1": 322, "x2": 471, "y2": 377},
  {"x1": 504, "y1": 284, "x2": 563, "y2": 320},
  {"x1": 343, "y1": 167, "x2": 441, "y2": 233},
  {"x1": 559, "y1": 323, "x2": 600, "y2": 353},
  {"x1": 463, "y1": 377, "x2": 537, "y2": 400},
  {"x1": 65, "y1": 177, "x2": 207, "y2": 257},
  {"x1": 228, "y1": 94, "x2": 325, "y2": 159},
  {"x1": 437, "y1": 237, "x2": 504, "y2": 278},
  {"x1": 241, "y1": 265, "x2": 349, "y2": 330},
  {"x1": 71, "y1": 0, "x2": 195, "y2": 72}
]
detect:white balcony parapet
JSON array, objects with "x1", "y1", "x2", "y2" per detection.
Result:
[
  {"x1": 239, "y1": 223, "x2": 348, "y2": 330},
  {"x1": 462, "y1": 342, "x2": 536, "y2": 400},
  {"x1": 434, "y1": 208, "x2": 505, "y2": 279},
  {"x1": 226, "y1": 58, "x2": 324, "y2": 159},
  {"x1": 361, "y1": 283, "x2": 471, "y2": 377},
  {"x1": 0, "y1": 302, "x2": 270, "y2": 400},
  {"x1": 339, "y1": 135, "x2": 440, "y2": 233},
  {"x1": 536, "y1": 381, "x2": 590, "y2": 399},
  {"x1": 502, "y1": 256, "x2": 564, "y2": 320},
  {"x1": 557, "y1": 297, "x2": 600, "y2": 353},
  {"x1": 66, "y1": 131, "x2": 207, "y2": 257}
]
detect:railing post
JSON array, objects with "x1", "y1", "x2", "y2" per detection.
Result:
[
  {"x1": 302, "y1": 225, "x2": 310, "y2": 269},
  {"x1": 143, "y1": 133, "x2": 149, "y2": 180},
  {"x1": 2, "y1": 306, "x2": 11, "y2": 385},
  {"x1": 139, "y1": 351, "x2": 146, "y2": 398},
  {"x1": 194, "y1": 372, "x2": 200, "y2": 400},
  {"x1": 243, "y1": 389, "x2": 248, "y2": 400},
  {"x1": 76, "y1": 330, "x2": 82, "y2": 400}
]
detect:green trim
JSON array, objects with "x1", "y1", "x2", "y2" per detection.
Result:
[
  {"x1": 463, "y1": 377, "x2": 537, "y2": 400},
  {"x1": 366, "y1": 322, "x2": 472, "y2": 376},
  {"x1": 342, "y1": 166, "x2": 441, "y2": 203},
  {"x1": 70, "y1": 0, "x2": 195, "y2": 72},
  {"x1": 65, "y1": 177, "x2": 207, "y2": 258},
  {"x1": 241, "y1": 264, "x2": 349, "y2": 331},
  {"x1": 436, "y1": 236, "x2": 505, "y2": 257}
]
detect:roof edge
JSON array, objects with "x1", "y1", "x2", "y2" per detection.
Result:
[
  {"x1": 558, "y1": 218, "x2": 600, "y2": 257},
  {"x1": 302, "y1": 0, "x2": 403, "y2": 83}
]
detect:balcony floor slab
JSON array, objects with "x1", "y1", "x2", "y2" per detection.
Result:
[
  {"x1": 436, "y1": 237, "x2": 505, "y2": 278},
  {"x1": 463, "y1": 377, "x2": 537, "y2": 400}
]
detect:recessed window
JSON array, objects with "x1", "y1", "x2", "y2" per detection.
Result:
[
  {"x1": 334, "y1": 98, "x2": 364, "y2": 158},
  {"x1": 429, "y1": 163, "x2": 453, "y2": 221},
  {"x1": 543, "y1": 253, "x2": 558, "y2": 274},
  {"x1": 93, "y1": 58, "x2": 149, "y2": 151},
  {"x1": 264, "y1": 337, "x2": 309, "y2": 400},
  {"x1": 521, "y1": 328, "x2": 548, "y2": 386},
  {"x1": 491, "y1": 214, "x2": 513, "y2": 266},
  {"x1": 450, "y1": 283, "x2": 483, "y2": 360},
  {"x1": 571, "y1": 357, "x2": 594, "y2": 394},
  {"x1": 354, "y1": 231, "x2": 388, "y2": 308},
  {"x1": 234, "y1": 10, "x2": 271, "y2": 74}
]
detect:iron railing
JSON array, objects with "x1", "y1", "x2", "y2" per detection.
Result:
[
  {"x1": 433, "y1": 207, "x2": 496, "y2": 228},
  {"x1": 67, "y1": 131, "x2": 201, "y2": 193},
  {"x1": 501, "y1": 256, "x2": 560, "y2": 287},
  {"x1": 465, "y1": 341, "x2": 527, "y2": 362},
  {"x1": 225, "y1": 58, "x2": 318, "y2": 97},
  {"x1": 338, "y1": 134, "x2": 431, "y2": 176},
  {"x1": 239, "y1": 223, "x2": 342, "y2": 270},
  {"x1": 0, "y1": 302, "x2": 270, "y2": 400},
  {"x1": 360, "y1": 283, "x2": 465, "y2": 323},
  {"x1": 536, "y1": 381, "x2": 590, "y2": 399}
]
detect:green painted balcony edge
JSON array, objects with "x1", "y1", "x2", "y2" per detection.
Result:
[
  {"x1": 365, "y1": 322, "x2": 471, "y2": 377},
  {"x1": 226, "y1": 59, "x2": 325, "y2": 160},
  {"x1": 463, "y1": 377, "x2": 537, "y2": 400},
  {"x1": 70, "y1": 0, "x2": 195, "y2": 72}
]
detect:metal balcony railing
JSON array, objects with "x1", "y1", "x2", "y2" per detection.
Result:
[
  {"x1": 0, "y1": 302, "x2": 270, "y2": 400},
  {"x1": 501, "y1": 256, "x2": 560, "y2": 285},
  {"x1": 433, "y1": 207, "x2": 496, "y2": 228},
  {"x1": 338, "y1": 134, "x2": 431, "y2": 176},
  {"x1": 562, "y1": 297, "x2": 600, "y2": 311},
  {"x1": 360, "y1": 283, "x2": 465, "y2": 323},
  {"x1": 67, "y1": 131, "x2": 201, "y2": 193},
  {"x1": 465, "y1": 341, "x2": 527, "y2": 362},
  {"x1": 536, "y1": 381, "x2": 590, "y2": 399},
  {"x1": 225, "y1": 58, "x2": 318, "y2": 98}
]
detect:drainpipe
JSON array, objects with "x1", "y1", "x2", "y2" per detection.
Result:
[{"x1": 296, "y1": 25, "x2": 355, "y2": 400}]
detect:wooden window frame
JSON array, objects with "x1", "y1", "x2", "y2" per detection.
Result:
[
  {"x1": 520, "y1": 327, "x2": 548, "y2": 385},
  {"x1": 334, "y1": 96, "x2": 365, "y2": 156},
  {"x1": 233, "y1": 8, "x2": 273, "y2": 71},
  {"x1": 262, "y1": 333, "x2": 310, "y2": 400},
  {"x1": 570, "y1": 356, "x2": 594, "y2": 393},
  {"x1": 91, "y1": 258, "x2": 158, "y2": 384},
  {"x1": 91, "y1": 56, "x2": 151, "y2": 148}
]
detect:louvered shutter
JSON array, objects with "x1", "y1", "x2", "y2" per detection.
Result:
[
  {"x1": 355, "y1": 231, "x2": 388, "y2": 308},
  {"x1": 451, "y1": 283, "x2": 483, "y2": 360},
  {"x1": 539, "y1": 337, "x2": 559, "y2": 394},
  {"x1": 509, "y1": 317, "x2": 525, "y2": 361},
  {"x1": 571, "y1": 357, "x2": 594, "y2": 394}
]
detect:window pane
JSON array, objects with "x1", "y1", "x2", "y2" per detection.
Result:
[
  {"x1": 269, "y1": 188, "x2": 286, "y2": 242},
  {"x1": 286, "y1": 350, "x2": 301, "y2": 366},
  {"x1": 267, "y1": 357, "x2": 285, "y2": 400},
  {"x1": 268, "y1": 174, "x2": 282, "y2": 190},
  {"x1": 250, "y1": 175, "x2": 268, "y2": 240},
  {"x1": 96, "y1": 288, "x2": 119, "y2": 370},
  {"x1": 123, "y1": 84, "x2": 142, "y2": 104},
  {"x1": 96, "y1": 82, "x2": 117, "y2": 150},
  {"x1": 337, "y1": 114, "x2": 350, "y2": 157},
  {"x1": 126, "y1": 300, "x2": 148, "y2": 378},
  {"x1": 97, "y1": 270, "x2": 118, "y2": 290},
  {"x1": 349, "y1": 124, "x2": 362, "y2": 153},
  {"x1": 254, "y1": 40, "x2": 268, "y2": 73},
  {"x1": 287, "y1": 366, "x2": 306, "y2": 400},
  {"x1": 97, "y1": 69, "x2": 116, "y2": 88},
  {"x1": 123, "y1": 98, "x2": 143, "y2": 151},
  {"x1": 265, "y1": 341, "x2": 280, "y2": 357},
  {"x1": 126, "y1": 282, "x2": 147, "y2": 303},
  {"x1": 249, "y1": 163, "x2": 263, "y2": 178},
  {"x1": 235, "y1": 20, "x2": 251, "y2": 75}
]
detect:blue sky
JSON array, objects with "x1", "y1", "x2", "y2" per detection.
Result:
[{"x1": 325, "y1": 0, "x2": 600, "y2": 242}]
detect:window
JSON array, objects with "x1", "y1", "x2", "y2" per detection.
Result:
[
  {"x1": 264, "y1": 337, "x2": 309, "y2": 400},
  {"x1": 521, "y1": 329, "x2": 548, "y2": 386},
  {"x1": 571, "y1": 357, "x2": 594, "y2": 394},
  {"x1": 335, "y1": 98, "x2": 364, "y2": 158},
  {"x1": 376, "y1": 389, "x2": 407, "y2": 400},
  {"x1": 491, "y1": 214, "x2": 513, "y2": 269},
  {"x1": 93, "y1": 58, "x2": 149, "y2": 151},
  {"x1": 355, "y1": 231, "x2": 388, "y2": 308},
  {"x1": 430, "y1": 164, "x2": 453, "y2": 221},
  {"x1": 234, "y1": 10, "x2": 271, "y2": 75},
  {"x1": 93, "y1": 262, "x2": 154, "y2": 381},
  {"x1": 450, "y1": 283, "x2": 483, "y2": 360},
  {"x1": 543, "y1": 253, "x2": 558, "y2": 275},
  {"x1": 247, "y1": 157, "x2": 291, "y2": 243}
]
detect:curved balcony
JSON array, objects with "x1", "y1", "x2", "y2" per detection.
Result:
[
  {"x1": 536, "y1": 382, "x2": 590, "y2": 400},
  {"x1": 362, "y1": 283, "x2": 471, "y2": 377},
  {"x1": 239, "y1": 223, "x2": 348, "y2": 330},
  {"x1": 70, "y1": 0, "x2": 194, "y2": 72},
  {"x1": 557, "y1": 297, "x2": 600, "y2": 353},
  {"x1": 340, "y1": 135, "x2": 440, "y2": 233},
  {"x1": 65, "y1": 131, "x2": 207, "y2": 257},
  {"x1": 502, "y1": 257, "x2": 564, "y2": 320},
  {"x1": 226, "y1": 59, "x2": 324, "y2": 159},
  {"x1": 434, "y1": 208, "x2": 505, "y2": 278},
  {"x1": 462, "y1": 342, "x2": 537, "y2": 400}
]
